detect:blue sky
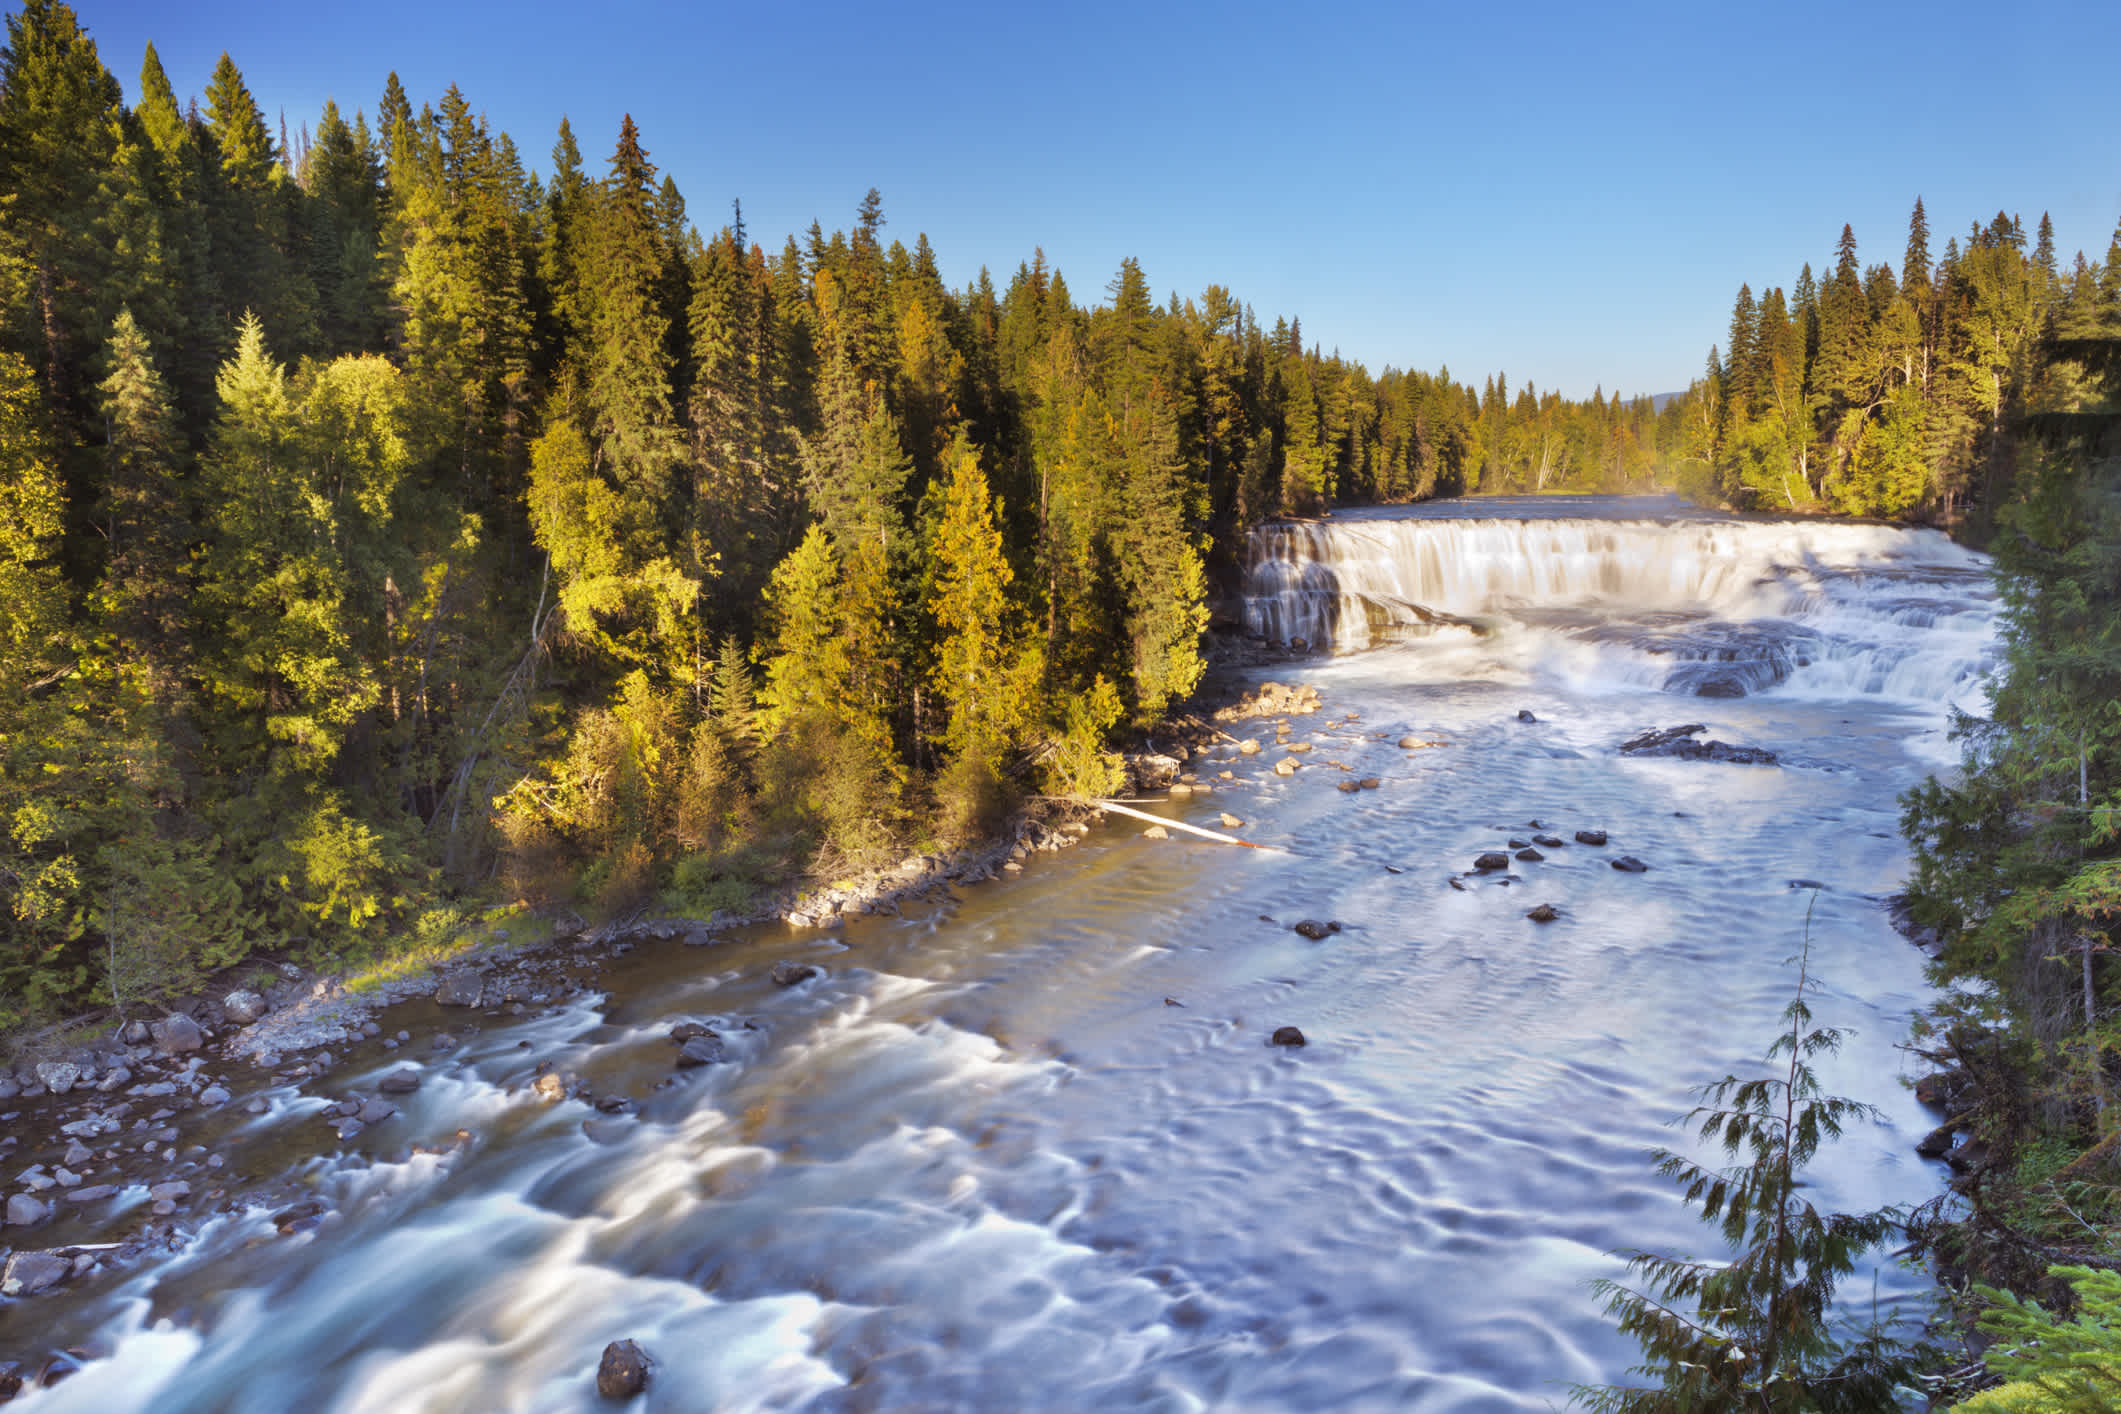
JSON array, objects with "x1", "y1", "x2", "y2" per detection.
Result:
[{"x1": 54, "y1": 0, "x2": 2121, "y2": 399}]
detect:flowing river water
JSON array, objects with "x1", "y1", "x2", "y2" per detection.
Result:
[{"x1": 13, "y1": 495, "x2": 1996, "y2": 1411}]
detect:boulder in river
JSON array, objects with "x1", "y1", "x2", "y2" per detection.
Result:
[
  {"x1": 1533, "y1": 835, "x2": 1565, "y2": 848},
  {"x1": 1220, "y1": 813, "x2": 1245, "y2": 829},
  {"x1": 1526, "y1": 904, "x2": 1560, "y2": 923},
  {"x1": 676, "y1": 1036, "x2": 727, "y2": 1067},
  {"x1": 1610, "y1": 856, "x2": 1650, "y2": 873},
  {"x1": 33, "y1": 1062, "x2": 79, "y2": 1095},
  {"x1": 222, "y1": 989, "x2": 268, "y2": 1024},
  {"x1": 597, "y1": 1339, "x2": 651, "y2": 1400},
  {"x1": 379, "y1": 1068, "x2": 423, "y2": 1094},
  {"x1": 533, "y1": 1072, "x2": 567, "y2": 1103},
  {"x1": 151, "y1": 1014, "x2": 204, "y2": 1055},
  {"x1": 1472, "y1": 852, "x2": 1511, "y2": 872},
  {"x1": 1574, "y1": 830, "x2": 1607, "y2": 846},
  {"x1": 1143, "y1": 824, "x2": 1171, "y2": 838},
  {"x1": 356, "y1": 1100, "x2": 397, "y2": 1125},
  {"x1": 6, "y1": 1193, "x2": 49, "y2": 1226},
  {"x1": 1517, "y1": 709, "x2": 1538, "y2": 723},
  {"x1": 435, "y1": 971, "x2": 483, "y2": 1007},
  {"x1": 1237, "y1": 739, "x2": 1261, "y2": 755},
  {"x1": 1291, "y1": 920, "x2": 1340, "y2": 940},
  {"x1": 1359, "y1": 777, "x2": 1381, "y2": 790},
  {"x1": 1269, "y1": 1026, "x2": 1307, "y2": 1048},
  {"x1": 669, "y1": 1021, "x2": 715, "y2": 1042},
  {"x1": 1, "y1": 1250, "x2": 70, "y2": 1296},
  {"x1": 1336, "y1": 780, "x2": 1361, "y2": 793},
  {"x1": 1618, "y1": 723, "x2": 1778, "y2": 765},
  {"x1": 1514, "y1": 848, "x2": 1544, "y2": 862},
  {"x1": 770, "y1": 961, "x2": 819, "y2": 987}
]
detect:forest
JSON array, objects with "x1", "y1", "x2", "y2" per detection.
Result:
[{"x1": 0, "y1": 0, "x2": 2117, "y2": 1092}]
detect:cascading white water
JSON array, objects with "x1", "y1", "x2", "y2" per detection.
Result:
[{"x1": 1243, "y1": 496, "x2": 1997, "y2": 709}]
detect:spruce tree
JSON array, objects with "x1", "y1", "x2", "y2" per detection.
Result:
[{"x1": 582, "y1": 115, "x2": 681, "y2": 506}]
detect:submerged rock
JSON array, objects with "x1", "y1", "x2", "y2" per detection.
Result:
[
  {"x1": 1618, "y1": 723, "x2": 1777, "y2": 765},
  {"x1": 597, "y1": 1339, "x2": 652, "y2": 1399}
]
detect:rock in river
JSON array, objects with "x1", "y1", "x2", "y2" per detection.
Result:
[
  {"x1": 1472, "y1": 852, "x2": 1511, "y2": 872},
  {"x1": 1, "y1": 1250, "x2": 70, "y2": 1297},
  {"x1": 6, "y1": 1193, "x2": 49, "y2": 1227},
  {"x1": 1526, "y1": 904, "x2": 1560, "y2": 923},
  {"x1": 1291, "y1": 920, "x2": 1341, "y2": 940},
  {"x1": 222, "y1": 989, "x2": 268, "y2": 1024},
  {"x1": 1269, "y1": 1026, "x2": 1307, "y2": 1048},
  {"x1": 676, "y1": 1036, "x2": 727, "y2": 1067},
  {"x1": 435, "y1": 971, "x2": 483, "y2": 1007},
  {"x1": 151, "y1": 1014, "x2": 204, "y2": 1055},
  {"x1": 379, "y1": 1068, "x2": 423, "y2": 1095},
  {"x1": 1574, "y1": 829, "x2": 1607, "y2": 846},
  {"x1": 771, "y1": 961, "x2": 819, "y2": 987},
  {"x1": 597, "y1": 1339, "x2": 651, "y2": 1400},
  {"x1": 1610, "y1": 856, "x2": 1649, "y2": 873}
]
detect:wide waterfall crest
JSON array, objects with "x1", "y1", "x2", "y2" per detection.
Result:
[{"x1": 1242, "y1": 499, "x2": 1997, "y2": 705}]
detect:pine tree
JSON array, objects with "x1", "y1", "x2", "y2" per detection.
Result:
[{"x1": 1575, "y1": 919, "x2": 1920, "y2": 1410}]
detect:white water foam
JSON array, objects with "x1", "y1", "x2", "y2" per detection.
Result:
[{"x1": 1244, "y1": 510, "x2": 1997, "y2": 713}]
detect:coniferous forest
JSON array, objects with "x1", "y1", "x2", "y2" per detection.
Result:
[{"x1": 2, "y1": 0, "x2": 2118, "y2": 1077}]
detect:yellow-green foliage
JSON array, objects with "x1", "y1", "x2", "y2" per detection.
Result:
[
  {"x1": 1040, "y1": 675, "x2": 1127, "y2": 799},
  {"x1": 1959, "y1": 1266, "x2": 2121, "y2": 1412}
]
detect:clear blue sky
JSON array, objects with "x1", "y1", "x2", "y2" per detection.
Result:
[{"x1": 50, "y1": 0, "x2": 2121, "y2": 400}]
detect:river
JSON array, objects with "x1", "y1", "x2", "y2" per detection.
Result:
[{"x1": 11, "y1": 495, "x2": 1995, "y2": 1411}]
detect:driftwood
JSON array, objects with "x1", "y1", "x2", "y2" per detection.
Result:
[{"x1": 1087, "y1": 799, "x2": 1289, "y2": 853}]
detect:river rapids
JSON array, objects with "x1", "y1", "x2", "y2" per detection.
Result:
[{"x1": 10, "y1": 496, "x2": 1995, "y2": 1412}]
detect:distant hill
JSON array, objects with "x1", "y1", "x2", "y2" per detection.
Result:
[{"x1": 1649, "y1": 391, "x2": 1685, "y2": 412}]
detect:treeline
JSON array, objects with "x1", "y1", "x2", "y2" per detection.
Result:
[
  {"x1": 1668, "y1": 201, "x2": 2121, "y2": 527},
  {"x1": 0, "y1": 1, "x2": 1650, "y2": 1027},
  {"x1": 1896, "y1": 291, "x2": 2121, "y2": 1296}
]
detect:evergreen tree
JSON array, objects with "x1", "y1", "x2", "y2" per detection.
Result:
[
  {"x1": 581, "y1": 115, "x2": 681, "y2": 505},
  {"x1": 1576, "y1": 923, "x2": 1920, "y2": 1410},
  {"x1": 94, "y1": 308, "x2": 189, "y2": 680}
]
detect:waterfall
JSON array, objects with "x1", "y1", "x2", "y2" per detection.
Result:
[{"x1": 1241, "y1": 500, "x2": 1998, "y2": 705}]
